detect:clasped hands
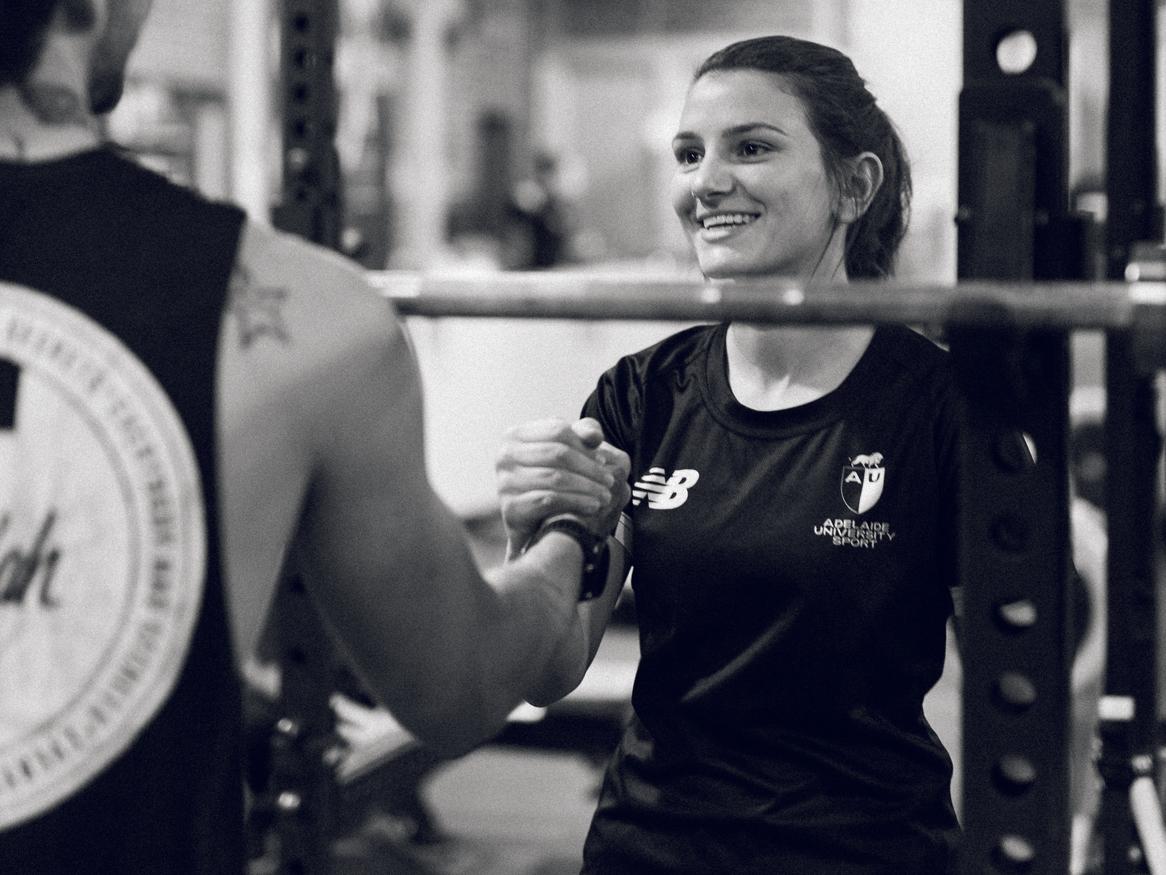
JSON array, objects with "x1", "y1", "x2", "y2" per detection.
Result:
[{"x1": 495, "y1": 417, "x2": 631, "y2": 560}]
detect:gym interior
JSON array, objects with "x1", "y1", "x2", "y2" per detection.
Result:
[{"x1": 51, "y1": 0, "x2": 1166, "y2": 872}]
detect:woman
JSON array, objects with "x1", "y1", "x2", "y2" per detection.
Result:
[{"x1": 496, "y1": 35, "x2": 959, "y2": 874}]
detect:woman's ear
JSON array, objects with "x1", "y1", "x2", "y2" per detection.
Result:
[{"x1": 835, "y1": 152, "x2": 884, "y2": 224}]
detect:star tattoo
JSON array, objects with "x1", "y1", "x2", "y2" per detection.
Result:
[{"x1": 228, "y1": 267, "x2": 291, "y2": 349}]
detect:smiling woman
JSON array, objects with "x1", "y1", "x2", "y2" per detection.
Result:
[
  {"x1": 675, "y1": 36, "x2": 910, "y2": 284},
  {"x1": 672, "y1": 72, "x2": 849, "y2": 281},
  {"x1": 496, "y1": 34, "x2": 962, "y2": 875}
]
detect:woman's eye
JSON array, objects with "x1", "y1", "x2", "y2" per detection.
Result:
[
  {"x1": 738, "y1": 141, "x2": 771, "y2": 158},
  {"x1": 675, "y1": 148, "x2": 701, "y2": 166}
]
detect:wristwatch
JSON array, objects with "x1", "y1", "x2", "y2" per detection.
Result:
[{"x1": 525, "y1": 515, "x2": 611, "y2": 602}]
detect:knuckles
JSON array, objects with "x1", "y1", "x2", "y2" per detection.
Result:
[{"x1": 546, "y1": 443, "x2": 573, "y2": 466}]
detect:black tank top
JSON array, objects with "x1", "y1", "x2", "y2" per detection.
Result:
[{"x1": 0, "y1": 148, "x2": 246, "y2": 873}]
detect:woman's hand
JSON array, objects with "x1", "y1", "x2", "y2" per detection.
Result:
[{"x1": 496, "y1": 417, "x2": 630, "y2": 557}]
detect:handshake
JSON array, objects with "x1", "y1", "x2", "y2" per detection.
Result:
[{"x1": 495, "y1": 416, "x2": 631, "y2": 561}]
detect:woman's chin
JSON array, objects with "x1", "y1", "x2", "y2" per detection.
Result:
[
  {"x1": 697, "y1": 263, "x2": 787, "y2": 282},
  {"x1": 693, "y1": 250, "x2": 788, "y2": 281},
  {"x1": 695, "y1": 258, "x2": 747, "y2": 280}
]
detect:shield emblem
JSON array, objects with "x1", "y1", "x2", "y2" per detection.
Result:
[{"x1": 841, "y1": 465, "x2": 885, "y2": 514}]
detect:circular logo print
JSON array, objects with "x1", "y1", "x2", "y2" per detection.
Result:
[{"x1": 0, "y1": 283, "x2": 205, "y2": 829}]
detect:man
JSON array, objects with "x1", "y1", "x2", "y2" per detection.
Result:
[{"x1": 0, "y1": 1, "x2": 627, "y2": 871}]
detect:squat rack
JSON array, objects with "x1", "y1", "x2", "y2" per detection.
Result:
[{"x1": 261, "y1": 1, "x2": 1163, "y2": 873}]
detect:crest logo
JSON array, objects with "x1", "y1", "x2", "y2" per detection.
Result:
[
  {"x1": 841, "y1": 452, "x2": 885, "y2": 514},
  {"x1": 0, "y1": 283, "x2": 204, "y2": 830}
]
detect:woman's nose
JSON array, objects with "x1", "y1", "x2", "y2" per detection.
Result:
[{"x1": 689, "y1": 154, "x2": 734, "y2": 201}]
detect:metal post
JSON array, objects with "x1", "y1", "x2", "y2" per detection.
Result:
[
  {"x1": 264, "y1": 1, "x2": 344, "y2": 872},
  {"x1": 265, "y1": 574, "x2": 342, "y2": 875},
  {"x1": 273, "y1": 0, "x2": 343, "y2": 248},
  {"x1": 951, "y1": 326, "x2": 1072, "y2": 875},
  {"x1": 956, "y1": 1, "x2": 1076, "y2": 872},
  {"x1": 1099, "y1": 1, "x2": 1162, "y2": 872}
]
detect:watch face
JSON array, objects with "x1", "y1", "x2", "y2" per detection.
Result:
[{"x1": 0, "y1": 283, "x2": 204, "y2": 829}]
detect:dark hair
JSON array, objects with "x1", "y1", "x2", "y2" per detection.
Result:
[
  {"x1": 696, "y1": 35, "x2": 912, "y2": 280},
  {"x1": 0, "y1": 0, "x2": 93, "y2": 87}
]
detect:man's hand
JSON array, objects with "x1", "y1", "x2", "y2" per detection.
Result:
[{"x1": 496, "y1": 417, "x2": 630, "y2": 557}]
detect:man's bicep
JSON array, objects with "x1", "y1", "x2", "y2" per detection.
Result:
[{"x1": 293, "y1": 315, "x2": 481, "y2": 702}]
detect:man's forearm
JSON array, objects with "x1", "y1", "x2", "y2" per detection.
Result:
[
  {"x1": 479, "y1": 533, "x2": 583, "y2": 701},
  {"x1": 523, "y1": 614, "x2": 591, "y2": 707},
  {"x1": 424, "y1": 534, "x2": 583, "y2": 754}
]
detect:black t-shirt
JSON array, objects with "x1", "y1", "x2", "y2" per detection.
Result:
[{"x1": 580, "y1": 322, "x2": 961, "y2": 874}]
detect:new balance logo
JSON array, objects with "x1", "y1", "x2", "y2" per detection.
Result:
[{"x1": 632, "y1": 467, "x2": 700, "y2": 509}]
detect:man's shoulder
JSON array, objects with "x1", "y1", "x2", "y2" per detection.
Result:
[
  {"x1": 216, "y1": 223, "x2": 417, "y2": 498},
  {"x1": 219, "y1": 222, "x2": 409, "y2": 419},
  {"x1": 233, "y1": 222, "x2": 400, "y2": 340},
  {"x1": 236, "y1": 222, "x2": 366, "y2": 295}
]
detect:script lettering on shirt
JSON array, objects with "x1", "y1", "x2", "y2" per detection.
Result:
[{"x1": 0, "y1": 510, "x2": 63, "y2": 608}]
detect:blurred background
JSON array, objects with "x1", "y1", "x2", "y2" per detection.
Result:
[
  {"x1": 101, "y1": 2, "x2": 1150, "y2": 871},
  {"x1": 107, "y1": 0, "x2": 1133, "y2": 515},
  {"x1": 111, "y1": 0, "x2": 1126, "y2": 278}
]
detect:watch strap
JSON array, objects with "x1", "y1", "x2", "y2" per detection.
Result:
[{"x1": 526, "y1": 515, "x2": 610, "y2": 602}]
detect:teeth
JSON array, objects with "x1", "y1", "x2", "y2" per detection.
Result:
[{"x1": 702, "y1": 213, "x2": 755, "y2": 229}]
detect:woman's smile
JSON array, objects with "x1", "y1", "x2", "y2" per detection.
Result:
[{"x1": 696, "y1": 211, "x2": 761, "y2": 240}]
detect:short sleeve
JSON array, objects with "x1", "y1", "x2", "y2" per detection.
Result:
[
  {"x1": 581, "y1": 357, "x2": 647, "y2": 556},
  {"x1": 580, "y1": 355, "x2": 645, "y2": 458}
]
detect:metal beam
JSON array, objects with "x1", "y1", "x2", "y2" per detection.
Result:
[{"x1": 370, "y1": 272, "x2": 1165, "y2": 331}]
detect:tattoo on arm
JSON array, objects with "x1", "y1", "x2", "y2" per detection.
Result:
[{"x1": 228, "y1": 266, "x2": 291, "y2": 349}]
